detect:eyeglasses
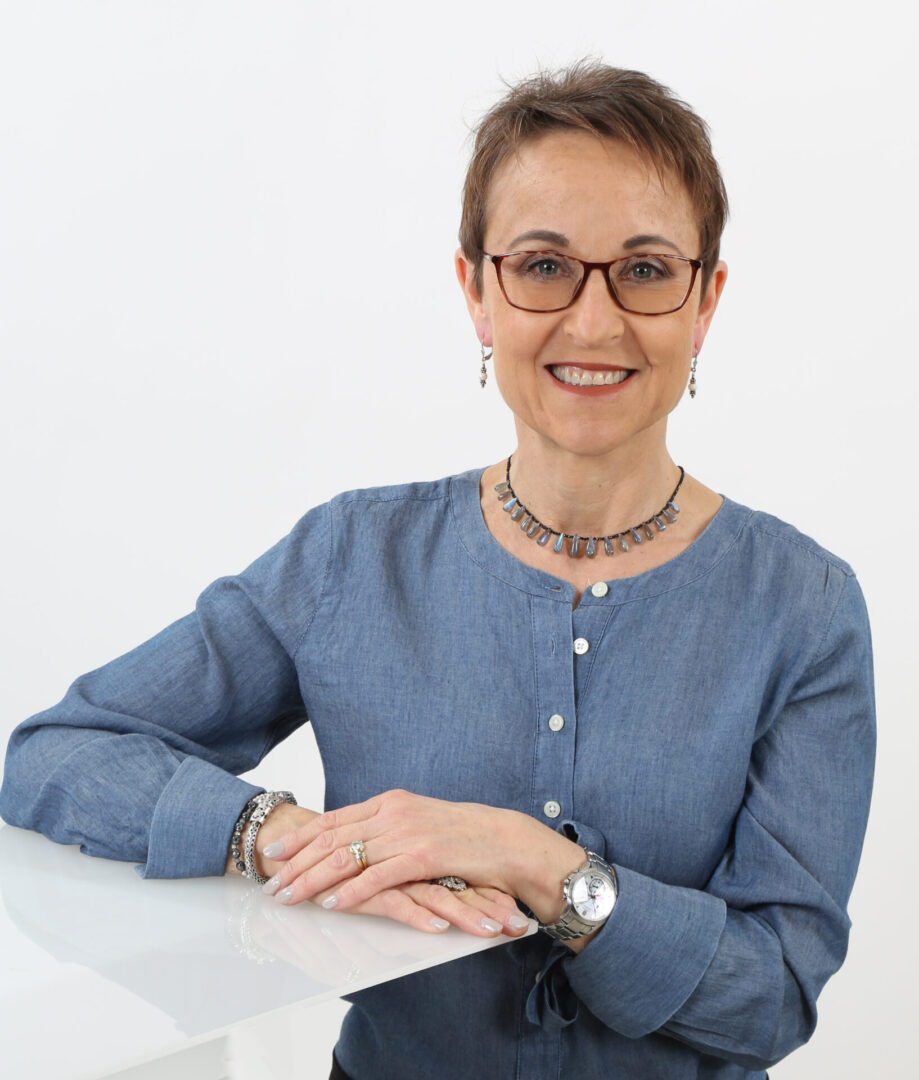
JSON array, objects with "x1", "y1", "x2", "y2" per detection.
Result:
[{"x1": 482, "y1": 250, "x2": 703, "y2": 315}]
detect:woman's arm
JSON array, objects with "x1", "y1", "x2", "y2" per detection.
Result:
[
  {"x1": 0, "y1": 501, "x2": 529, "y2": 938},
  {"x1": 560, "y1": 573, "x2": 875, "y2": 1067},
  {"x1": 0, "y1": 505, "x2": 331, "y2": 878}
]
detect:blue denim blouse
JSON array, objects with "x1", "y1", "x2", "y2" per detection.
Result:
[{"x1": 0, "y1": 468, "x2": 875, "y2": 1079}]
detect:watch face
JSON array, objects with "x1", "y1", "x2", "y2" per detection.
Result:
[{"x1": 570, "y1": 872, "x2": 616, "y2": 922}]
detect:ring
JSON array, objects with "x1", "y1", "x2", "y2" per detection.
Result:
[
  {"x1": 350, "y1": 840, "x2": 369, "y2": 872},
  {"x1": 434, "y1": 876, "x2": 468, "y2": 892}
]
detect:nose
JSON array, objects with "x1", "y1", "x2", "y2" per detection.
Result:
[{"x1": 562, "y1": 265, "x2": 626, "y2": 346}]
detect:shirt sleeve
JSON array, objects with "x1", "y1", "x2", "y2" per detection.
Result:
[
  {"x1": 528, "y1": 571, "x2": 875, "y2": 1071},
  {"x1": 0, "y1": 502, "x2": 332, "y2": 879}
]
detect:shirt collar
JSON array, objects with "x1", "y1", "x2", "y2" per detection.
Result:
[{"x1": 449, "y1": 466, "x2": 752, "y2": 604}]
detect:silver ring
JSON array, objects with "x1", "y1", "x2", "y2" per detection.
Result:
[
  {"x1": 350, "y1": 840, "x2": 369, "y2": 872},
  {"x1": 434, "y1": 876, "x2": 468, "y2": 892}
]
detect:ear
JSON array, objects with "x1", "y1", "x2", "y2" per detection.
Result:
[
  {"x1": 692, "y1": 260, "x2": 728, "y2": 355},
  {"x1": 455, "y1": 248, "x2": 493, "y2": 348}
]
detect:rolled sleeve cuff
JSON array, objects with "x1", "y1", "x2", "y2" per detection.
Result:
[
  {"x1": 563, "y1": 863, "x2": 727, "y2": 1038},
  {"x1": 139, "y1": 756, "x2": 264, "y2": 879}
]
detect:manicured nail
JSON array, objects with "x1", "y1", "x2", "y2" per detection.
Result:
[
  {"x1": 276, "y1": 887, "x2": 294, "y2": 904},
  {"x1": 481, "y1": 917, "x2": 502, "y2": 933},
  {"x1": 262, "y1": 875, "x2": 281, "y2": 896},
  {"x1": 430, "y1": 917, "x2": 449, "y2": 931},
  {"x1": 322, "y1": 895, "x2": 339, "y2": 909},
  {"x1": 507, "y1": 915, "x2": 529, "y2": 930},
  {"x1": 261, "y1": 842, "x2": 284, "y2": 859}
]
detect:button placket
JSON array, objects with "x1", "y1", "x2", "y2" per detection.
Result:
[{"x1": 530, "y1": 596, "x2": 577, "y2": 834}]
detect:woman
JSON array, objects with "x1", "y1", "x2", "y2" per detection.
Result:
[{"x1": 0, "y1": 64, "x2": 874, "y2": 1079}]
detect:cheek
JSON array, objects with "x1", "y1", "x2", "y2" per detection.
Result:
[
  {"x1": 641, "y1": 317, "x2": 695, "y2": 365},
  {"x1": 491, "y1": 306, "x2": 558, "y2": 360}
]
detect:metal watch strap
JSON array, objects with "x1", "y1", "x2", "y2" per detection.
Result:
[{"x1": 539, "y1": 851, "x2": 618, "y2": 942}]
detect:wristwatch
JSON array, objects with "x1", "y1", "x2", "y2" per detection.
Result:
[{"x1": 539, "y1": 851, "x2": 618, "y2": 942}]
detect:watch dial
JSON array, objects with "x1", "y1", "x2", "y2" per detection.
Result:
[{"x1": 571, "y1": 873, "x2": 615, "y2": 921}]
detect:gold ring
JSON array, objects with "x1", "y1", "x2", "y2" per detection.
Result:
[{"x1": 350, "y1": 840, "x2": 369, "y2": 872}]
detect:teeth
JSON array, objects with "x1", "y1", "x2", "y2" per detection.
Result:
[{"x1": 550, "y1": 365, "x2": 631, "y2": 387}]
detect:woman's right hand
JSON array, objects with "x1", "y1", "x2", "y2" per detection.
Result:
[{"x1": 235, "y1": 801, "x2": 530, "y2": 938}]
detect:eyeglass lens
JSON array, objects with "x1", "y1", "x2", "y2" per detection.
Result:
[{"x1": 498, "y1": 252, "x2": 693, "y2": 314}]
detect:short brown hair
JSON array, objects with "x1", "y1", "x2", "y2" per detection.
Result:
[{"x1": 460, "y1": 61, "x2": 728, "y2": 293}]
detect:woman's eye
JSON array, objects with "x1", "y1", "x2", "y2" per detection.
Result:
[
  {"x1": 526, "y1": 258, "x2": 561, "y2": 277},
  {"x1": 620, "y1": 258, "x2": 670, "y2": 282}
]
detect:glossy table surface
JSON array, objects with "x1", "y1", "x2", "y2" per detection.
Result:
[{"x1": 0, "y1": 824, "x2": 534, "y2": 1079}]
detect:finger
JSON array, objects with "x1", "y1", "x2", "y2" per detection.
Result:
[
  {"x1": 260, "y1": 797, "x2": 384, "y2": 862},
  {"x1": 269, "y1": 825, "x2": 370, "y2": 891},
  {"x1": 270, "y1": 830, "x2": 404, "y2": 902},
  {"x1": 270, "y1": 844, "x2": 362, "y2": 905},
  {"x1": 344, "y1": 888, "x2": 454, "y2": 935},
  {"x1": 443, "y1": 886, "x2": 531, "y2": 936},
  {"x1": 316, "y1": 853, "x2": 427, "y2": 911},
  {"x1": 401, "y1": 883, "x2": 516, "y2": 937}
]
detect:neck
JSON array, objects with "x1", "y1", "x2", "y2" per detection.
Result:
[{"x1": 509, "y1": 426, "x2": 679, "y2": 539}]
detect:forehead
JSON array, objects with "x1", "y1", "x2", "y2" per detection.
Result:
[{"x1": 485, "y1": 130, "x2": 699, "y2": 255}]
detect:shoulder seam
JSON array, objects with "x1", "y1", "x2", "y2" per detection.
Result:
[
  {"x1": 811, "y1": 572, "x2": 854, "y2": 666},
  {"x1": 332, "y1": 485, "x2": 451, "y2": 508},
  {"x1": 747, "y1": 521, "x2": 855, "y2": 577},
  {"x1": 292, "y1": 502, "x2": 335, "y2": 660}
]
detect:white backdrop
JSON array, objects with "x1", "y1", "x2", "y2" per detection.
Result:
[{"x1": 1, "y1": 2, "x2": 915, "y2": 1077}]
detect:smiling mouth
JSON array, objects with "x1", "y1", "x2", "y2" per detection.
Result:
[{"x1": 548, "y1": 365, "x2": 634, "y2": 387}]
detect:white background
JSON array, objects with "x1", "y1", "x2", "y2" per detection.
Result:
[{"x1": 1, "y1": 2, "x2": 915, "y2": 1077}]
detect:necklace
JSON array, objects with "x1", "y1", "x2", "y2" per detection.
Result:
[{"x1": 494, "y1": 456, "x2": 685, "y2": 558}]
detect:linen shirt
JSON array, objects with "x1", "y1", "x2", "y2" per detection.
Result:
[{"x1": 0, "y1": 468, "x2": 875, "y2": 1079}]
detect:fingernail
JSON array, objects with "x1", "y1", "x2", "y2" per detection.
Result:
[
  {"x1": 481, "y1": 917, "x2": 502, "y2": 933},
  {"x1": 322, "y1": 895, "x2": 339, "y2": 909},
  {"x1": 262, "y1": 875, "x2": 281, "y2": 896},
  {"x1": 276, "y1": 887, "x2": 294, "y2": 904},
  {"x1": 430, "y1": 917, "x2": 449, "y2": 931},
  {"x1": 261, "y1": 842, "x2": 284, "y2": 859},
  {"x1": 507, "y1": 915, "x2": 529, "y2": 930}
]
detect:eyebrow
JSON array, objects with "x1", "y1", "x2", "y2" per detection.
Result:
[
  {"x1": 622, "y1": 233, "x2": 685, "y2": 255},
  {"x1": 506, "y1": 229, "x2": 570, "y2": 250},
  {"x1": 505, "y1": 229, "x2": 686, "y2": 256}
]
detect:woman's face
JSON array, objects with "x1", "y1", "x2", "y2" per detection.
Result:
[{"x1": 457, "y1": 130, "x2": 727, "y2": 461}]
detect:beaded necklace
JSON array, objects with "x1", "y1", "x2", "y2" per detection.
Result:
[{"x1": 494, "y1": 456, "x2": 685, "y2": 558}]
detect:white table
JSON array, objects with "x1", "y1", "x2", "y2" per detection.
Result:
[{"x1": 0, "y1": 824, "x2": 534, "y2": 1079}]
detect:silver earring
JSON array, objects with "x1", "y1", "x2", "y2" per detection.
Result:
[
  {"x1": 689, "y1": 353, "x2": 698, "y2": 399},
  {"x1": 479, "y1": 343, "x2": 493, "y2": 389}
]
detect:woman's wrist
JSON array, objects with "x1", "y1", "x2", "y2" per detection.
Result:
[
  {"x1": 503, "y1": 810, "x2": 588, "y2": 925},
  {"x1": 226, "y1": 801, "x2": 319, "y2": 880}
]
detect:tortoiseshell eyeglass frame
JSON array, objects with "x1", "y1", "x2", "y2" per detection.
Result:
[{"x1": 482, "y1": 251, "x2": 703, "y2": 316}]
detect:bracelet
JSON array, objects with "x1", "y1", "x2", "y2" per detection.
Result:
[{"x1": 231, "y1": 791, "x2": 297, "y2": 885}]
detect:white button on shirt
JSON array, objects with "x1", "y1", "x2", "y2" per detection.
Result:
[
  {"x1": 573, "y1": 637, "x2": 590, "y2": 655},
  {"x1": 548, "y1": 714, "x2": 565, "y2": 732},
  {"x1": 591, "y1": 581, "x2": 609, "y2": 598},
  {"x1": 543, "y1": 800, "x2": 561, "y2": 818}
]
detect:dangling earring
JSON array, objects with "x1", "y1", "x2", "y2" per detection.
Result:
[
  {"x1": 689, "y1": 352, "x2": 698, "y2": 399},
  {"x1": 479, "y1": 342, "x2": 493, "y2": 389}
]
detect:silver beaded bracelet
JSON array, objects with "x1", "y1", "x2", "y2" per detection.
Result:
[{"x1": 230, "y1": 791, "x2": 297, "y2": 885}]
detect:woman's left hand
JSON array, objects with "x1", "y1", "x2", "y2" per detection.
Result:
[{"x1": 260, "y1": 788, "x2": 578, "y2": 921}]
